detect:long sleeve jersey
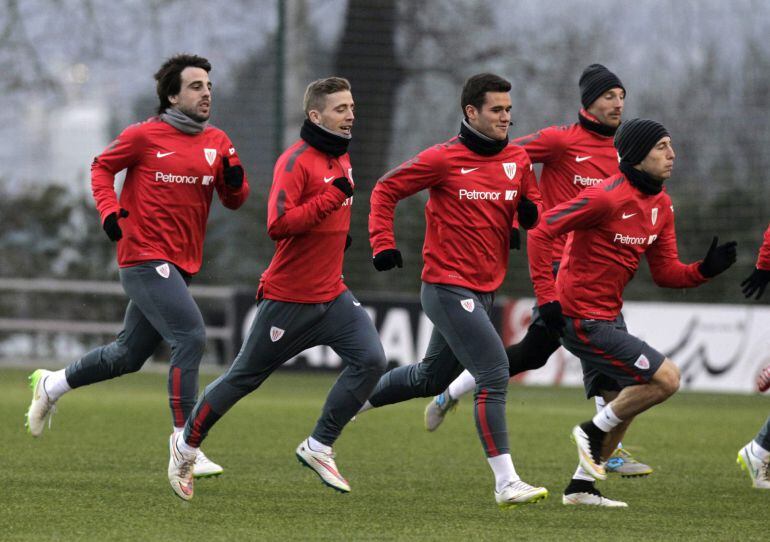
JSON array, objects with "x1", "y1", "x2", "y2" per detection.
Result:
[
  {"x1": 258, "y1": 140, "x2": 352, "y2": 303},
  {"x1": 91, "y1": 117, "x2": 249, "y2": 275},
  {"x1": 513, "y1": 120, "x2": 618, "y2": 262},
  {"x1": 757, "y1": 224, "x2": 770, "y2": 270},
  {"x1": 528, "y1": 174, "x2": 706, "y2": 320},
  {"x1": 369, "y1": 137, "x2": 542, "y2": 293}
]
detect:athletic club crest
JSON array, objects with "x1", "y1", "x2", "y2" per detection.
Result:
[
  {"x1": 270, "y1": 326, "x2": 285, "y2": 342},
  {"x1": 155, "y1": 263, "x2": 170, "y2": 279},
  {"x1": 634, "y1": 354, "x2": 650, "y2": 370},
  {"x1": 502, "y1": 162, "x2": 517, "y2": 180},
  {"x1": 460, "y1": 298, "x2": 475, "y2": 312},
  {"x1": 651, "y1": 207, "x2": 659, "y2": 225},
  {"x1": 204, "y1": 148, "x2": 217, "y2": 166}
]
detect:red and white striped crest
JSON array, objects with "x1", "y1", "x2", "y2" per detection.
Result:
[
  {"x1": 270, "y1": 326, "x2": 285, "y2": 342},
  {"x1": 651, "y1": 207, "x2": 659, "y2": 225},
  {"x1": 155, "y1": 263, "x2": 170, "y2": 279},
  {"x1": 502, "y1": 163, "x2": 517, "y2": 180},
  {"x1": 460, "y1": 298, "x2": 475, "y2": 313},
  {"x1": 204, "y1": 148, "x2": 217, "y2": 166}
]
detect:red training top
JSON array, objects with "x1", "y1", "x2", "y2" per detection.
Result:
[
  {"x1": 513, "y1": 112, "x2": 619, "y2": 262},
  {"x1": 259, "y1": 140, "x2": 353, "y2": 303},
  {"x1": 528, "y1": 174, "x2": 706, "y2": 320},
  {"x1": 370, "y1": 137, "x2": 542, "y2": 293},
  {"x1": 757, "y1": 224, "x2": 770, "y2": 271},
  {"x1": 91, "y1": 117, "x2": 250, "y2": 275}
]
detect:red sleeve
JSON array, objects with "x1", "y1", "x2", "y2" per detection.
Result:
[
  {"x1": 368, "y1": 147, "x2": 446, "y2": 255},
  {"x1": 91, "y1": 124, "x2": 144, "y2": 223},
  {"x1": 512, "y1": 126, "x2": 567, "y2": 164},
  {"x1": 757, "y1": 224, "x2": 770, "y2": 270},
  {"x1": 266, "y1": 159, "x2": 347, "y2": 240},
  {"x1": 527, "y1": 188, "x2": 613, "y2": 305},
  {"x1": 516, "y1": 160, "x2": 543, "y2": 229},
  {"x1": 645, "y1": 211, "x2": 707, "y2": 288},
  {"x1": 215, "y1": 138, "x2": 250, "y2": 210}
]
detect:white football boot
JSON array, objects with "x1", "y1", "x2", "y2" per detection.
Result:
[
  {"x1": 571, "y1": 425, "x2": 607, "y2": 480},
  {"x1": 563, "y1": 489, "x2": 628, "y2": 507},
  {"x1": 193, "y1": 449, "x2": 223, "y2": 479},
  {"x1": 295, "y1": 438, "x2": 351, "y2": 493},
  {"x1": 494, "y1": 480, "x2": 549, "y2": 509},
  {"x1": 423, "y1": 391, "x2": 459, "y2": 432},
  {"x1": 25, "y1": 369, "x2": 57, "y2": 437},
  {"x1": 737, "y1": 442, "x2": 770, "y2": 489},
  {"x1": 168, "y1": 432, "x2": 196, "y2": 501}
]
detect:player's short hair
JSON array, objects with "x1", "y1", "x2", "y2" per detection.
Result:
[
  {"x1": 303, "y1": 77, "x2": 352, "y2": 116},
  {"x1": 461, "y1": 73, "x2": 512, "y2": 116},
  {"x1": 154, "y1": 54, "x2": 212, "y2": 115}
]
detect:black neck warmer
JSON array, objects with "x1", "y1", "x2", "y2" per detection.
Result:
[
  {"x1": 458, "y1": 119, "x2": 508, "y2": 156},
  {"x1": 300, "y1": 119, "x2": 351, "y2": 157},
  {"x1": 620, "y1": 161, "x2": 664, "y2": 195},
  {"x1": 578, "y1": 110, "x2": 618, "y2": 137}
]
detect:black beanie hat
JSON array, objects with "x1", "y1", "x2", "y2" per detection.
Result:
[
  {"x1": 614, "y1": 118, "x2": 670, "y2": 165},
  {"x1": 579, "y1": 64, "x2": 625, "y2": 108}
]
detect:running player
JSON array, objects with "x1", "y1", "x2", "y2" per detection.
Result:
[{"x1": 25, "y1": 54, "x2": 249, "y2": 478}]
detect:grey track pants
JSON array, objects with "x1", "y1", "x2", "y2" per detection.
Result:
[
  {"x1": 366, "y1": 282, "x2": 511, "y2": 457},
  {"x1": 184, "y1": 289, "x2": 386, "y2": 447},
  {"x1": 65, "y1": 261, "x2": 206, "y2": 427}
]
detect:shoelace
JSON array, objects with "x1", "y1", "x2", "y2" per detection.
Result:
[
  {"x1": 174, "y1": 441, "x2": 195, "y2": 477},
  {"x1": 46, "y1": 404, "x2": 57, "y2": 430},
  {"x1": 41, "y1": 381, "x2": 57, "y2": 430},
  {"x1": 504, "y1": 480, "x2": 535, "y2": 492},
  {"x1": 761, "y1": 460, "x2": 770, "y2": 481}
]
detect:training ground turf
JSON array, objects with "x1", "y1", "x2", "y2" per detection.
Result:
[{"x1": 0, "y1": 367, "x2": 767, "y2": 541}]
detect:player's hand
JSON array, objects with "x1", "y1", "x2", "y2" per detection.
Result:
[
  {"x1": 516, "y1": 196, "x2": 539, "y2": 230},
  {"x1": 373, "y1": 248, "x2": 403, "y2": 271},
  {"x1": 345, "y1": 235, "x2": 352, "y2": 251},
  {"x1": 698, "y1": 236, "x2": 737, "y2": 278},
  {"x1": 331, "y1": 177, "x2": 354, "y2": 198},
  {"x1": 102, "y1": 208, "x2": 129, "y2": 242},
  {"x1": 741, "y1": 268, "x2": 770, "y2": 300},
  {"x1": 509, "y1": 228, "x2": 521, "y2": 250},
  {"x1": 222, "y1": 156, "x2": 244, "y2": 189},
  {"x1": 757, "y1": 365, "x2": 770, "y2": 393},
  {"x1": 539, "y1": 300, "x2": 566, "y2": 337}
]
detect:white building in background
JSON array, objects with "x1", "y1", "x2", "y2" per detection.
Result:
[
  {"x1": 17, "y1": 63, "x2": 111, "y2": 196},
  {"x1": 48, "y1": 103, "x2": 110, "y2": 195}
]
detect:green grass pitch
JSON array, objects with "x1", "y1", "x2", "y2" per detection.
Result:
[{"x1": 0, "y1": 367, "x2": 767, "y2": 541}]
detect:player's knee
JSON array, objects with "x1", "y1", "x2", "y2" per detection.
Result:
[
  {"x1": 105, "y1": 343, "x2": 144, "y2": 374},
  {"x1": 362, "y1": 347, "x2": 387, "y2": 382},
  {"x1": 174, "y1": 326, "x2": 207, "y2": 363},
  {"x1": 478, "y1": 362, "x2": 509, "y2": 391},
  {"x1": 653, "y1": 359, "x2": 680, "y2": 399}
]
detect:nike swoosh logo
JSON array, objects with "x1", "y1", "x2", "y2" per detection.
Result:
[
  {"x1": 157, "y1": 151, "x2": 175, "y2": 158},
  {"x1": 575, "y1": 156, "x2": 592, "y2": 162},
  {"x1": 353, "y1": 301, "x2": 361, "y2": 306},
  {"x1": 323, "y1": 176, "x2": 335, "y2": 183},
  {"x1": 460, "y1": 167, "x2": 478, "y2": 174},
  {"x1": 621, "y1": 212, "x2": 637, "y2": 219}
]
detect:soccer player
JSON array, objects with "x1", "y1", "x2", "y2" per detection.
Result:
[
  {"x1": 361, "y1": 73, "x2": 548, "y2": 509},
  {"x1": 425, "y1": 64, "x2": 653, "y2": 478},
  {"x1": 527, "y1": 118, "x2": 736, "y2": 507},
  {"x1": 167, "y1": 77, "x2": 386, "y2": 501},
  {"x1": 24, "y1": 54, "x2": 249, "y2": 478},
  {"x1": 737, "y1": 223, "x2": 770, "y2": 489}
]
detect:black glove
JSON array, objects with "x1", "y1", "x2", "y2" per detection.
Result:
[
  {"x1": 373, "y1": 248, "x2": 403, "y2": 271},
  {"x1": 331, "y1": 177, "x2": 353, "y2": 198},
  {"x1": 698, "y1": 236, "x2": 737, "y2": 278},
  {"x1": 741, "y1": 268, "x2": 770, "y2": 300},
  {"x1": 222, "y1": 156, "x2": 244, "y2": 189},
  {"x1": 102, "y1": 208, "x2": 129, "y2": 242},
  {"x1": 538, "y1": 300, "x2": 566, "y2": 337},
  {"x1": 510, "y1": 228, "x2": 521, "y2": 250},
  {"x1": 517, "y1": 196, "x2": 538, "y2": 230},
  {"x1": 345, "y1": 235, "x2": 352, "y2": 251}
]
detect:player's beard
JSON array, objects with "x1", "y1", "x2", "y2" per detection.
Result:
[{"x1": 179, "y1": 103, "x2": 210, "y2": 123}]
